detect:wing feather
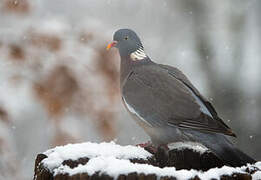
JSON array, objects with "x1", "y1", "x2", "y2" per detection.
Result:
[{"x1": 122, "y1": 64, "x2": 235, "y2": 137}]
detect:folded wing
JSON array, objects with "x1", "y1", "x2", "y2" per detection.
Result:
[{"x1": 122, "y1": 64, "x2": 235, "y2": 137}]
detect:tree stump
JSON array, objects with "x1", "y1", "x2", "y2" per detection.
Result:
[{"x1": 33, "y1": 142, "x2": 260, "y2": 180}]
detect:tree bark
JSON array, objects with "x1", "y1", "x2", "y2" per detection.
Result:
[{"x1": 34, "y1": 144, "x2": 257, "y2": 180}]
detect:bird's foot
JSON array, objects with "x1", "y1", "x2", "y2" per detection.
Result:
[
  {"x1": 136, "y1": 141, "x2": 153, "y2": 148},
  {"x1": 137, "y1": 142, "x2": 169, "y2": 167},
  {"x1": 136, "y1": 142, "x2": 169, "y2": 155},
  {"x1": 136, "y1": 141, "x2": 157, "y2": 154}
]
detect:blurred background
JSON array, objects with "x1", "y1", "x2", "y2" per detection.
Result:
[{"x1": 0, "y1": 0, "x2": 260, "y2": 179}]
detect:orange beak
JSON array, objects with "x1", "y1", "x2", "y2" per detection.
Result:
[{"x1": 106, "y1": 41, "x2": 117, "y2": 50}]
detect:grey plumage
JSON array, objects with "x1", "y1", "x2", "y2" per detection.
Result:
[{"x1": 109, "y1": 28, "x2": 256, "y2": 167}]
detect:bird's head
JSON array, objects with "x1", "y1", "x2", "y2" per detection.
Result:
[{"x1": 107, "y1": 29, "x2": 146, "y2": 60}]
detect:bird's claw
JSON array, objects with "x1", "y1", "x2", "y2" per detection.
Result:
[{"x1": 136, "y1": 141, "x2": 157, "y2": 154}]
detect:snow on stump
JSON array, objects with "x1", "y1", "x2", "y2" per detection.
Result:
[{"x1": 33, "y1": 142, "x2": 261, "y2": 180}]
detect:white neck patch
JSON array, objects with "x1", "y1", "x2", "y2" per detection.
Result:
[{"x1": 130, "y1": 47, "x2": 147, "y2": 61}]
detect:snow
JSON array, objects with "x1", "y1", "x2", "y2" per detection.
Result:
[
  {"x1": 42, "y1": 142, "x2": 152, "y2": 170},
  {"x1": 167, "y1": 142, "x2": 208, "y2": 154},
  {"x1": 53, "y1": 156, "x2": 198, "y2": 179},
  {"x1": 53, "y1": 156, "x2": 261, "y2": 179},
  {"x1": 253, "y1": 171, "x2": 261, "y2": 180},
  {"x1": 42, "y1": 142, "x2": 261, "y2": 179}
]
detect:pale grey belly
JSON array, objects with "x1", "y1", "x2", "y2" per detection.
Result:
[{"x1": 148, "y1": 126, "x2": 194, "y2": 146}]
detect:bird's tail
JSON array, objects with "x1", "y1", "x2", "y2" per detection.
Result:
[
  {"x1": 211, "y1": 141, "x2": 256, "y2": 167},
  {"x1": 188, "y1": 131, "x2": 256, "y2": 167}
]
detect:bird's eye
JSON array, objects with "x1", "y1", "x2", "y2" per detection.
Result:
[{"x1": 124, "y1": 36, "x2": 128, "y2": 40}]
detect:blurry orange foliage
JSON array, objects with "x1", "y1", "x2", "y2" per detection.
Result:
[
  {"x1": 29, "y1": 32, "x2": 62, "y2": 52},
  {"x1": 34, "y1": 66, "x2": 78, "y2": 118},
  {"x1": 8, "y1": 44, "x2": 26, "y2": 60},
  {"x1": 2, "y1": 0, "x2": 30, "y2": 14}
]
